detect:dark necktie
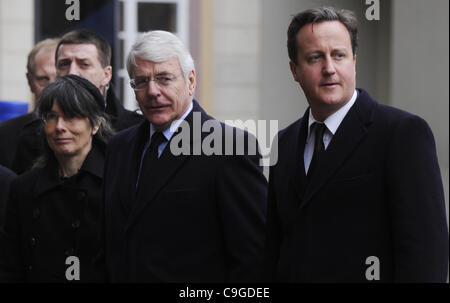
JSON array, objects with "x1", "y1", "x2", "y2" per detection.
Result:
[
  {"x1": 147, "y1": 131, "x2": 166, "y2": 161},
  {"x1": 307, "y1": 122, "x2": 327, "y2": 180},
  {"x1": 136, "y1": 131, "x2": 166, "y2": 190}
]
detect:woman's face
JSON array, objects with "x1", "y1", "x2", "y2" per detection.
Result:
[{"x1": 44, "y1": 101, "x2": 99, "y2": 158}]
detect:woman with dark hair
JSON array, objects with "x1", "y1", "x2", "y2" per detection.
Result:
[{"x1": 0, "y1": 75, "x2": 114, "y2": 282}]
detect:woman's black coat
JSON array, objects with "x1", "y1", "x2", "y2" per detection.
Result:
[{"x1": 0, "y1": 143, "x2": 106, "y2": 282}]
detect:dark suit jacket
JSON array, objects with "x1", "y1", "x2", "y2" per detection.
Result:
[
  {"x1": 103, "y1": 100, "x2": 267, "y2": 282},
  {"x1": 0, "y1": 87, "x2": 143, "y2": 174},
  {"x1": 104, "y1": 85, "x2": 144, "y2": 132},
  {"x1": 0, "y1": 112, "x2": 39, "y2": 171},
  {"x1": 265, "y1": 88, "x2": 448, "y2": 282},
  {"x1": 0, "y1": 165, "x2": 16, "y2": 225}
]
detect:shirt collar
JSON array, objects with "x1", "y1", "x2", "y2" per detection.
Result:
[
  {"x1": 149, "y1": 101, "x2": 193, "y2": 142},
  {"x1": 308, "y1": 89, "x2": 358, "y2": 136}
]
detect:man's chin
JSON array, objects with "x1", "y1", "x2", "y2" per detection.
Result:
[
  {"x1": 317, "y1": 93, "x2": 346, "y2": 106},
  {"x1": 147, "y1": 116, "x2": 172, "y2": 131}
]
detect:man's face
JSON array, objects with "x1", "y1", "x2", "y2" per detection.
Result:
[
  {"x1": 290, "y1": 21, "x2": 356, "y2": 119},
  {"x1": 131, "y1": 56, "x2": 196, "y2": 131},
  {"x1": 56, "y1": 43, "x2": 112, "y2": 95},
  {"x1": 27, "y1": 48, "x2": 57, "y2": 100}
]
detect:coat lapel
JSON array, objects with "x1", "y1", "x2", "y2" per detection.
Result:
[
  {"x1": 298, "y1": 90, "x2": 375, "y2": 211},
  {"x1": 289, "y1": 110, "x2": 309, "y2": 202},
  {"x1": 118, "y1": 120, "x2": 148, "y2": 215},
  {"x1": 33, "y1": 159, "x2": 61, "y2": 199},
  {"x1": 279, "y1": 112, "x2": 309, "y2": 230}
]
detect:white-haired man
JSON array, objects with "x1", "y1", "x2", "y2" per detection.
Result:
[{"x1": 102, "y1": 31, "x2": 267, "y2": 282}]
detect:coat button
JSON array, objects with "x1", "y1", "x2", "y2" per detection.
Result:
[
  {"x1": 72, "y1": 220, "x2": 80, "y2": 229},
  {"x1": 30, "y1": 236, "x2": 37, "y2": 247},
  {"x1": 65, "y1": 248, "x2": 75, "y2": 256},
  {"x1": 32, "y1": 208, "x2": 40, "y2": 219}
]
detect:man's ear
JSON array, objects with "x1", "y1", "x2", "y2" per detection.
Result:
[
  {"x1": 102, "y1": 66, "x2": 113, "y2": 87},
  {"x1": 187, "y1": 70, "x2": 196, "y2": 96},
  {"x1": 289, "y1": 61, "x2": 300, "y2": 83},
  {"x1": 26, "y1": 72, "x2": 35, "y2": 93},
  {"x1": 98, "y1": 66, "x2": 112, "y2": 95}
]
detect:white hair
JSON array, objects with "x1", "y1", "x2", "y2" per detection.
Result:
[{"x1": 127, "y1": 30, "x2": 195, "y2": 81}]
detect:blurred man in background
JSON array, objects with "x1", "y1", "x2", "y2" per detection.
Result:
[
  {"x1": 0, "y1": 165, "x2": 16, "y2": 226},
  {"x1": 0, "y1": 38, "x2": 60, "y2": 173},
  {"x1": 55, "y1": 29, "x2": 143, "y2": 132}
]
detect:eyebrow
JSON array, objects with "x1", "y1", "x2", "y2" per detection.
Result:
[
  {"x1": 155, "y1": 72, "x2": 174, "y2": 77},
  {"x1": 75, "y1": 58, "x2": 92, "y2": 63},
  {"x1": 332, "y1": 48, "x2": 349, "y2": 53},
  {"x1": 305, "y1": 48, "x2": 349, "y2": 55},
  {"x1": 134, "y1": 72, "x2": 174, "y2": 78}
]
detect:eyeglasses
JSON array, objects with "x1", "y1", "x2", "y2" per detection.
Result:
[
  {"x1": 130, "y1": 74, "x2": 179, "y2": 91},
  {"x1": 42, "y1": 112, "x2": 77, "y2": 125}
]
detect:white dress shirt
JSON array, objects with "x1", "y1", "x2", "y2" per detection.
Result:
[{"x1": 304, "y1": 90, "x2": 358, "y2": 174}]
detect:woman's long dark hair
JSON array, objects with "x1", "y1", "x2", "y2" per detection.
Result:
[{"x1": 34, "y1": 74, "x2": 114, "y2": 168}]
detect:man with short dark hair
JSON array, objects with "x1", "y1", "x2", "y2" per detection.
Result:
[
  {"x1": 264, "y1": 7, "x2": 448, "y2": 282},
  {"x1": 55, "y1": 29, "x2": 143, "y2": 131},
  {"x1": 0, "y1": 38, "x2": 60, "y2": 173}
]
